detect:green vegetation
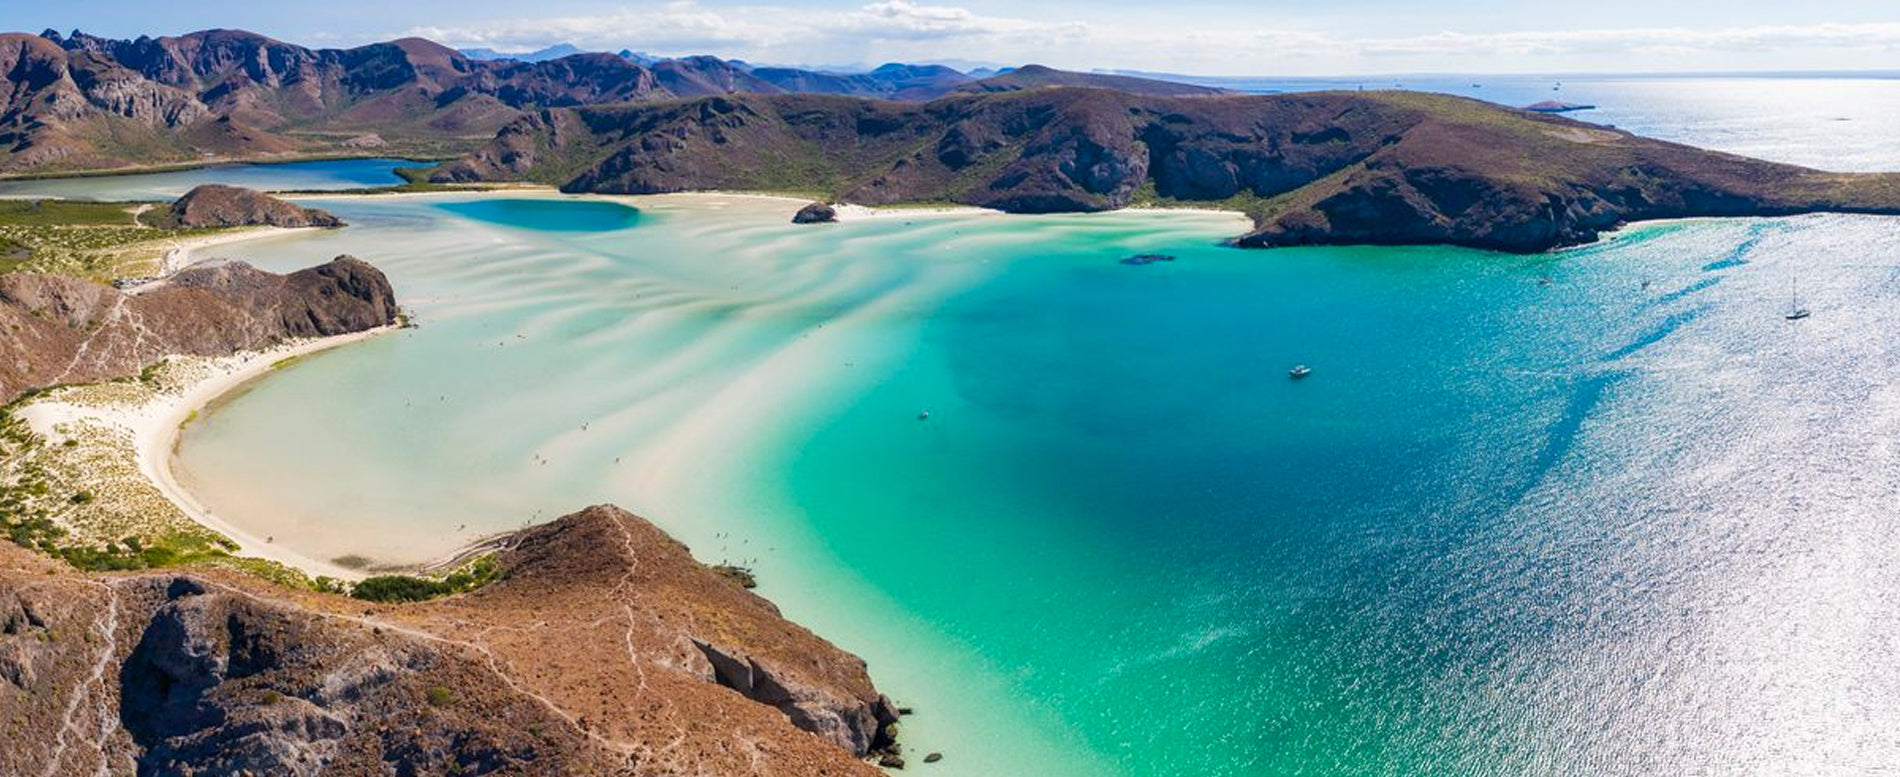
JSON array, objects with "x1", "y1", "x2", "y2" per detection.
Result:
[
  {"x1": 0, "y1": 199, "x2": 151, "y2": 227},
  {"x1": 1124, "y1": 181, "x2": 1274, "y2": 225},
  {"x1": 0, "y1": 395, "x2": 317, "y2": 582},
  {"x1": 425, "y1": 685, "x2": 455, "y2": 707},
  {"x1": 267, "y1": 167, "x2": 510, "y2": 197},
  {"x1": 349, "y1": 554, "x2": 507, "y2": 603},
  {"x1": 0, "y1": 198, "x2": 230, "y2": 280},
  {"x1": 0, "y1": 152, "x2": 464, "y2": 182}
]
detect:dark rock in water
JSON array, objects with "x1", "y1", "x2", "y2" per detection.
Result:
[
  {"x1": 793, "y1": 201, "x2": 838, "y2": 224},
  {"x1": 925, "y1": 752, "x2": 943, "y2": 763},
  {"x1": 169, "y1": 184, "x2": 344, "y2": 228},
  {"x1": 1121, "y1": 253, "x2": 1176, "y2": 265},
  {"x1": 878, "y1": 753, "x2": 906, "y2": 769}
]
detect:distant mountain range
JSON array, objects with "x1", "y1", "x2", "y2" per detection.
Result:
[
  {"x1": 0, "y1": 28, "x2": 1224, "y2": 174},
  {"x1": 457, "y1": 42, "x2": 586, "y2": 62}
]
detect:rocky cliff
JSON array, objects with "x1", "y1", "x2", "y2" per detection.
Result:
[
  {"x1": 430, "y1": 88, "x2": 1900, "y2": 253},
  {"x1": 0, "y1": 256, "x2": 396, "y2": 403},
  {"x1": 0, "y1": 505, "x2": 894, "y2": 776},
  {"x1": 166, "y1": 183, "x2": 344, "y2": 228}
]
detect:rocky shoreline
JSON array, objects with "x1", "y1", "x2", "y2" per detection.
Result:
[
  {"x1": 0, "y1": 245, "x2": 913, "y2": 773},
  {"x1": 0, "y1": 505, "x2": 903, "y2": 775}
]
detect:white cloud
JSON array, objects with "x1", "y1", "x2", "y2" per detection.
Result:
[{"x1": 398, "y1": 5, "x2": 1900, "y2": 74}]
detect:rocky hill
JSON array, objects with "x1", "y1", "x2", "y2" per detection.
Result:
[
  {"x1": 0, "y1": 504, "x2": 895, "y2": 775},
  {"x1": 166, "y1": 184, "x2": 344, "y2": 228},
  {"x1": 428, "y1": 88, "x2": 1900, "y2": 252},
  {"x1": 0, "y1": 256, "x2": 396, "y2": 402},
  {"x1": 0, "y1": 28, "x2": 1215, "y2": 174}
]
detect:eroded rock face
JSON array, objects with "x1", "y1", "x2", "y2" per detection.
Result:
[
  {"x1": 453, "y1": 506, "x2": 901, "y2": 763},
  {"x1": 169, "y1": 184, "x2": 344, "y2": 228},
  {"x1": 0, "y1": 255, "x2": 397, "y2": 403},
  {"x1": 0, "y1": 505, "x2": 892, "y2": 776}
]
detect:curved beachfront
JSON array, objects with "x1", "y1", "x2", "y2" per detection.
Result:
[{"x1": 14, "y1": 116, "x2": 1900, "y2": 774}]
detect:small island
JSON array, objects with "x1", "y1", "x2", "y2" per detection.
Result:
[{"x1": 1524, "y1": 100, "x2": 1598, "y2": 113}]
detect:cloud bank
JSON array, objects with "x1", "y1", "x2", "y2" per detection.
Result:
[{"x1": 402, "y1": 3, "x2": 1900, "y2": 74}]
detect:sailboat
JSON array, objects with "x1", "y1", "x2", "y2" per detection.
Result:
[{"x1": 1785, "y1": 277, "x2": 1811, "y2": 320}]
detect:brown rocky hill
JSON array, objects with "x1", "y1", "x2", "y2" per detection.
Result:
[
  {"x1": 0, "y1": 27, "x2": 1219, "y2": 174},
  {"x1": 0, "y1": 505, "x2": 894, "y2": 776},
  {"x1": 166, "y1": 183, "x2": 344, "y2": 228},
  {"x1": 0, "y1": 256, "x2": 396, "y2": 402},
  {"x1": 428, "y1": 88, "x2": 1900, "y2": 253}
]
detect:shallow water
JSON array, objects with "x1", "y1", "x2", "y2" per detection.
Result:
[
  {"x1": 173, "y1": 197, "x2": 1900, "y2": 776},
  {"x1": 16, "y1": 75, "x2": 1900, "y2": 775}
]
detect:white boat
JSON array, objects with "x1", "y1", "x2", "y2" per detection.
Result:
[
  {"x1": 1786, "y1": 278, "x2": 1810, "y2": 320},
  {"x1": 1288, "y1": 365, "x2": 1312, "y2": 379}
]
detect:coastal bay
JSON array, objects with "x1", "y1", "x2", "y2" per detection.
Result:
[
  {"x1": 7, "y1": 72, "x2": 1900, "y2": 774},
  {"x1": 158, "y1": 188, "x2": 1900, "y2": 775}
]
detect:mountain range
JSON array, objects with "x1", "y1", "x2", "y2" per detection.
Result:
[
  {"x1": 4, "y1": 26, "x2": 1897, "y2": 254},
  {"x1": 0, "y1": 28, "x2": 1221, "y2": 173},
  {"x1": 427, "y1": 88, "x2": 1900, "y2": 252}
]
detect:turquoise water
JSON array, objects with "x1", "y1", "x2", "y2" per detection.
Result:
[
  {"x1": 435, "y1": 197, "x2": 644, "y2": 231},
  {"x1": 10, "y1": 76, "x2": 1900, "y2": 774},
  {"x1": 168, "y1": 198, "x2": 1900, "y2": 776}
]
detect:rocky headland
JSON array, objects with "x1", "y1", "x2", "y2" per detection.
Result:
[
  {"x1": 427, "y1": 88, "x2": 1900, "y2": 253},
  {"x1": 0, "y1": 255, "x2": 396, "y2": 402},
  {"x1": 0, "y1": 504, "x2": 897, "y2": 775},
  {"x1": 165, "y1": 184, "x2": 345, "y2": 228}
]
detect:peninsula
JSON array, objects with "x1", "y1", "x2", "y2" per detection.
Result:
[{"x1": 426, "y1": 89, "x2": 1900, "y2": 253}]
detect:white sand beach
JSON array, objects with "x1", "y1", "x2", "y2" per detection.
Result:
[
  {"x1": 18, "y1": 328, "x2": 394, "y2": 580},
  {"x1": 148, "y1": 226, "x2": 296, "y2": 277}
]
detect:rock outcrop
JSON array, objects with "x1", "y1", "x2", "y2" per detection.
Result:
[
  {"x1": 0, "y1": 256, "x2": 397, "y2": 402},
  {"x1": 793, "y1": 202, "x2": 838, "y2": 224},
  {"x1": 431, "y1": 88, "x2": 1900, "y2": 253},
  {"x1": 0, "y1": 505, "x2": 892, "y2": 776},
  {"x1": 169, "y1": 184, "x2": 344, "y2": 228}
]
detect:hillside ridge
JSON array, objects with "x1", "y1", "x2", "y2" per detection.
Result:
[{"x1": 427, "y1": 87, "x2": 1900, "y2": 252}]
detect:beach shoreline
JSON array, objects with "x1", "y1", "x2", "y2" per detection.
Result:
[
  {"x1": 19, "y1": 327, "x2": 397, "y2": 581},
  {"x1": 146, "y1": 226, "x2": 300, "y2": 278}
]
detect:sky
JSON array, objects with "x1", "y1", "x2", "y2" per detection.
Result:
[{"x1": 8, "y1": 1, "x2": 1900, "y2": 76}]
